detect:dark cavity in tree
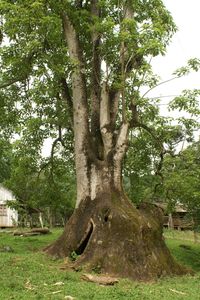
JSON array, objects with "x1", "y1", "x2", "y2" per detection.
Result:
[
  {"x1": 104, "y1": 215, "x2": 108, "y2": 222},
  {"x1": 76, "y1": 221, "x2": 94, "y2": 255}
]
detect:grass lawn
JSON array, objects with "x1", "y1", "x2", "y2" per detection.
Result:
[{"x1": 1, "y1": 228, "x2": 200, "y2": 300}]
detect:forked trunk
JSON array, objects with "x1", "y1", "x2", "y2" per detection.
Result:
[
  {"x1": 45, "y1": 160, "x2": 189, "y2": 281},
  {"x1": 45, "y1": 10, "x2": 190, "y2": 281}
]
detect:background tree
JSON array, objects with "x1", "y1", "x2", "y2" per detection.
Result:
[
  {"x1": 163, "y1": 141, "x2": 200, "y2": 238},
  {"x1": 124, "y1": 117, "x2": 185, "y2": 204},
  {"x1": 0, "y1": 138, "x2": 12, "y2": 183},
  {"x1": 5, "y1": 137, "x2": 76, "y2": 227}
]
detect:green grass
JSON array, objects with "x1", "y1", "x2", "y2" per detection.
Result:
[{"x1": 1, "y1": 229, "x2": 200, "y2": 299}]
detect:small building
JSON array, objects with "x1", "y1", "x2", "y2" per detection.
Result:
[
  {"x1": 155, "y1": 202, "x2": 193, "y2": 230},
  {"x1": 0, "y1": 185, "x2": 18, "y2": 228}
]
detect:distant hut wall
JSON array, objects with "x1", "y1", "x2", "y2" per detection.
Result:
[
  {"x1": 0, "y1": 186, "x2": 18, "y2": 227},
  {"x1": 163, "y1": 211, "x2": 193, "y2": 230}
]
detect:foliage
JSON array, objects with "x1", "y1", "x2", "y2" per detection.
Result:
[
  {"x1": 124, "y1": 118, "x2": 188, "y2": 204},
  {"x1": 5, "y1": 138, "x2": 76, "y2": 225},
  {"x1": 0, "y1": 0, "x2": 177, "y2": 139},
  {"x1": 0, "y1": 138, "x2": 12, "y2": 183},
  {"x1": 163, "y1": 141, "x2": 200, "y2": 227}
]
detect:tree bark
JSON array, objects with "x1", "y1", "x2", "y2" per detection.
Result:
[
  {"x1": 62, "y1": 12, "x2": 91, "y2": 207},
  {"x1": 45, "y1": 156, "x2": 190, "y2": 281}
]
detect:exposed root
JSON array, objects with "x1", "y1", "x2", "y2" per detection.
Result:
[{"x1": 45, "y1": 195, "x2": 192, "y2": 281}]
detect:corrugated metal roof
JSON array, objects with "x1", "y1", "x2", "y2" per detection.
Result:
[{"x1": 154, "y1": 202, "x2": 187, "y2": 213}]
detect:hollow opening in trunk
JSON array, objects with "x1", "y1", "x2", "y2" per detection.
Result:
[
  {"x1": 104, "y1": 215, "x2": 108, "y2": 222},
  {"x1": 76, "y1": 221, "x2": 94, "y2": 255}
]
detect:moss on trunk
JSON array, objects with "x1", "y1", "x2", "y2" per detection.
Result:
[{"x1": 44, "y1": 192, "x2": 191, "y2": 281}]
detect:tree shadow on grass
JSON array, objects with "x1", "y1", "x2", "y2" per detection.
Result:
[{"x1": 166, "y1": 239, "x2": 200, "y2": 272}]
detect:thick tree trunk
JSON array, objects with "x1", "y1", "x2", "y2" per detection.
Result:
[
  {"x1": 45, "y1": 161, "x2": 189, "y2": 281},
  {"x1": 46, "y1": 9, "x2": 190, "y2": 281}
]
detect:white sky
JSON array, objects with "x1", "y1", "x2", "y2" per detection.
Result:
[{"x1": 149, "y1": 0, "x2": 200, "y2": 106}]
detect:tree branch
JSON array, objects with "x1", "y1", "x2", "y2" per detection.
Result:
[
  {"x1": 90, "y1": 0, "x2": 102, "y2": 153},
  {"x1": 60, "y1": 78, "x2": 73, "y2": 127},
  {"x1": 37, "y1": 126, "x2": 65, "y2": 181},
  {"x1": 0, "y1": 52, "x2": 35, "y2": 89},
  {"x1": 132, "y1": 121, "x2": 164, "y2": 151},
  {"x1": 114, "y1": 122, "x2": 129, "y2": 162},
  {"x1": 142, "y1": 76, "x2": 179, "y2": 98},
  {"x1": 110, "y1": 89, "x2": 120, "y2": 129},
  {"x1": 100, "y1": 82, "x2": 113, "y2": 157},
  {"x1": 61, "y1": 10, "x2": 91, "y2": 205},
  {"x1": 50, "y1": 125, "x2": 65, "y2": 159},
  {"x1": 153, "y1": 152, "x2": 164, "y2": 196},
  {"x1": 0, "y1": 77, "x2": 26, "y2": 89},
  {"x1": 113, "y1": 122, "x2": 129, "y2": 188},
  {"x1": 109, "y1": 2, "x2": 142, "y2": 127},
  {"x1": 61, "y1": 11, "x2": 90, "y2": 138}
]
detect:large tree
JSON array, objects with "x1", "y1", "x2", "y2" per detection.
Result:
[{"x1": 1, "y1": 0, "x2": 192, "y2": 280}]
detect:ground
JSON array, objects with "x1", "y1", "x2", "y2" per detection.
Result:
[{"x1": 0, "y1": 228, "x2": 200, "y2": 299}]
